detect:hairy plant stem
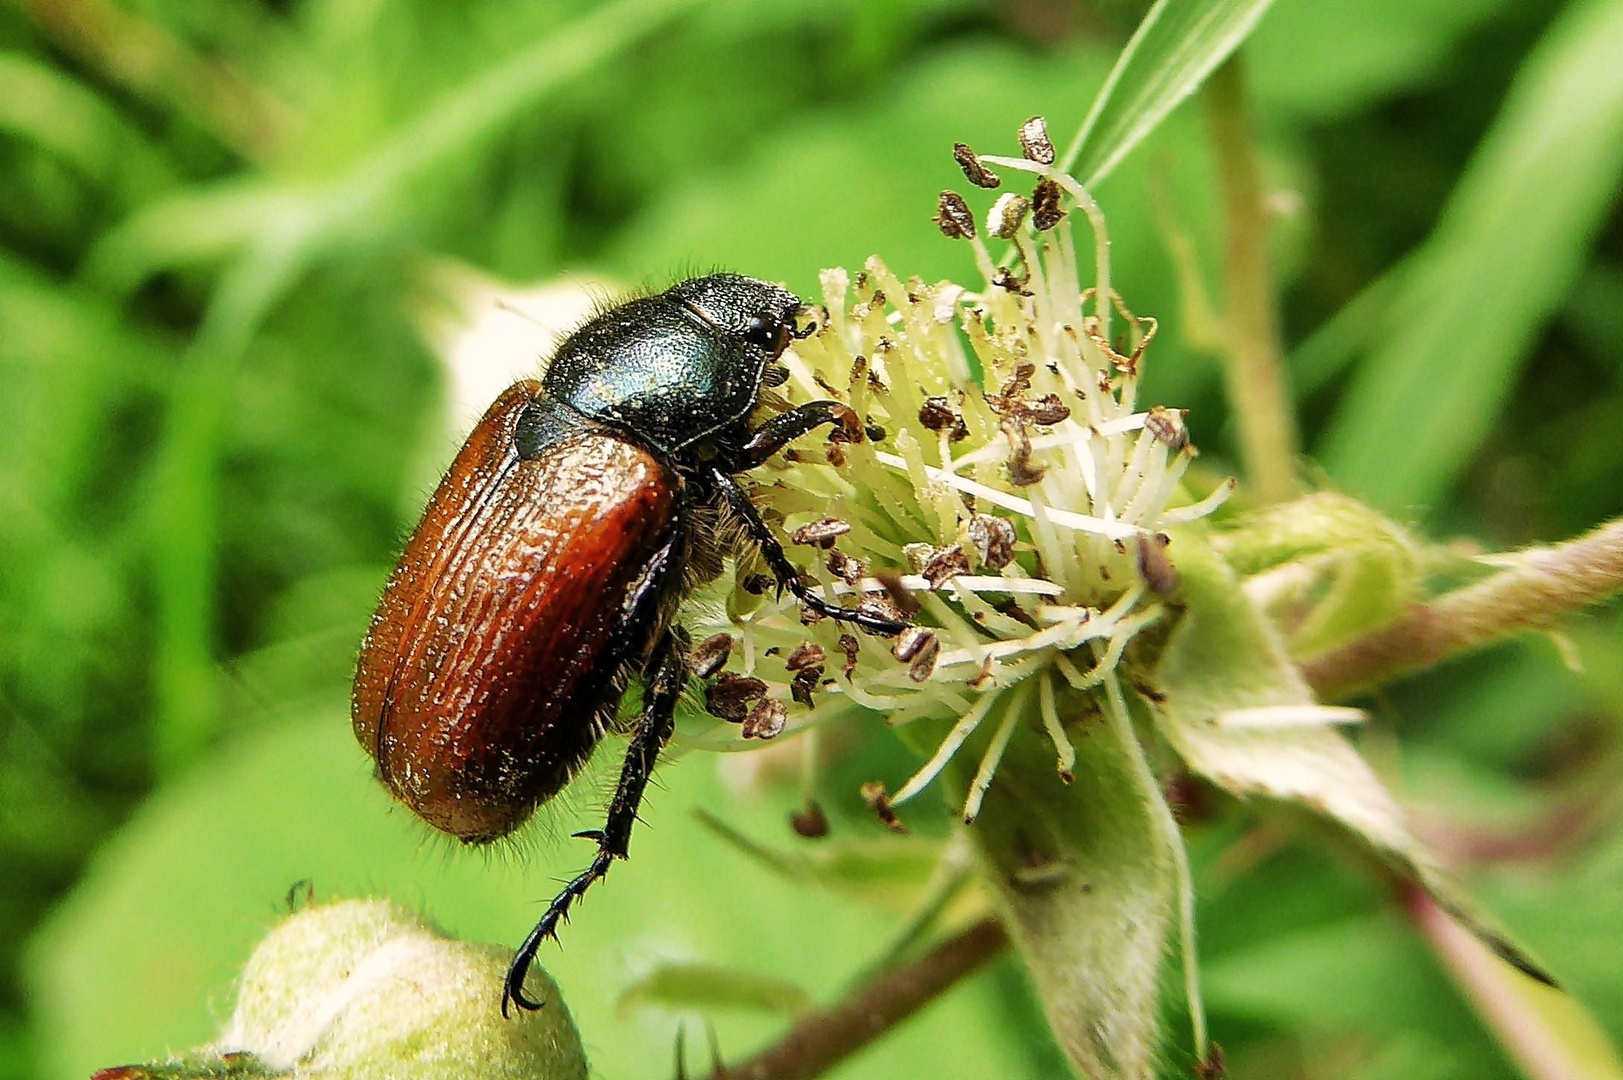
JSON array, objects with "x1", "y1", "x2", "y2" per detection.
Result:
[
  {"x1": 1205, "y1": 55, "x2": 1300, "y2": 505},
  {"x1": 708, "y1": 918, "x2": 1008, "y2": 1080},
  {"x1": 1304, "y1": 517, "x2": 1623, "y2": 699}
]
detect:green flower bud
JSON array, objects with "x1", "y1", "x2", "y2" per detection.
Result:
[{"x1": 93, "y1": 900, "x2": 587, "y2": 1080}]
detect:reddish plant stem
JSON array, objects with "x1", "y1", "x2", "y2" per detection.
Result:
[
  {"x1": 1304, "y1": 517, "x2": 1623, "y2": 699},
  {"x1": 710, "y1": 918, "x2": 1008, "y2": 1080},
  {"x1": 1405, "y1": 888, "x2": 1585, "y2": 1080}
]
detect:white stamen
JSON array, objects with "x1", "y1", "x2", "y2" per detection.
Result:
[
  {"x1": 1039, "y1": 672, "x2": 1076, "y2": 780},
  {"x1": 1158, "y1": 477, "x2": 1237, "y2": 524},
  {"x1": 1212, "y1": 705, "x2": 1368, "y2": 730},
  {"x1": 890, "y1": 691, "x2": 1002, "y2": 806},
  {"x1": 962, "y1": 692, "x2": 1025, "y2": 824},
  {"x1": 873, "y1": 451, "x2": 1143, "y2": 540},
  {"x1": 815, "y1": 575, "x2": 1065, "y2": 599}
]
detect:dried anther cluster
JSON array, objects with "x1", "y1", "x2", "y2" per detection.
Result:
[{"x1": 690, "y1": 117, "x2": 1233, "y2": 829}]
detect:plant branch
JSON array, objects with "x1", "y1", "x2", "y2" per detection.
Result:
[
  {"x1": 1304, "y1": 517, "x2": 1623, "y2": 699},
  {"x1": 1405, "y1": 888, "x2": 1590, "y2": 1080},
  {"x1": 1205, "y1": 55, "x2": 1300, "y2": 505},
  {"x1": 708, "y1": 917, "x2": 1008, "y2": 1080}
]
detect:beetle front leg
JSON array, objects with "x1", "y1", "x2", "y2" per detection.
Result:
[
  {"x1": 735, "y1": 400, "x2": 862, "y2": 470},
  {"x1": 501, "y1": 633, "x2": 684, "y2": 1016},
  {"x1": 712, "y1": 468, "x2": 909, "y2": 637}
]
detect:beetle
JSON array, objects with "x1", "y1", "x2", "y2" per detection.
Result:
[{"x1": 352, "y1": 273, "x2": 908, "y2": 1016}]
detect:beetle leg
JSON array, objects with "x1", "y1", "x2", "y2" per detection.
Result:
[
  {"x1": 735, "y1": 400, "x2": 862, "y2": 469},
  {"x1": 502, "y1": 633, "x2": 684, "y2": 1016},
  {"x1": 711, "y1": 468, "x2": 910, "y2": 637}
]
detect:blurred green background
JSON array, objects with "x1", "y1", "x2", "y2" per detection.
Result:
[{"x1": 2, "y1": 0, "x2": 1621, "y2": 1077}]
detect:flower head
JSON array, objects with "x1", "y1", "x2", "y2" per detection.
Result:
[{"x1": 686, "y1": 119, "x2": 1232, "y2": 828}]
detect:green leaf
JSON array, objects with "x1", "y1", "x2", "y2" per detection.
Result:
[
  {"x1": 25, "y1": 714, "x2": 1049, "y2": 1080},
  {"x1": 1247, "y1": 0, "x2": 1514, "y2": 120},
  {"x1": 0, "y1": 54, "x2": 175, "y2": 199},
  {"x1": 1062, "y1": 0, "x2": 1279, "y2": 186},
  {"x1": 1317, "y1": 0, "x2": 1623, "y2": 514},
  {"x1": 953, "y1": 707, "x2": 1175, "y2": 1079},
  {"x1": 1152, "y1": 531, "x2": 1414, "y2": 852},
  {"x1": 1148, "y1": 528, "x2": 1556, "y2": 987}
]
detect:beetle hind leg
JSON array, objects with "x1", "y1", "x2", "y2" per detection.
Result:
[{"x1": 502, "y1": 633, "x2": 685, "y2": 1016}]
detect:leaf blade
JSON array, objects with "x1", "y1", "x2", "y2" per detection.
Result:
[
  {"x1": 1063, "y1": 0, "x2": 1279, "y2": 187},
  {"x1": 1316, "y1": 0, "x2": 1623, "y2": 514}
]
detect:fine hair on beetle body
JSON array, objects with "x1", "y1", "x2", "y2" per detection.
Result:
[{"x1": 351, "y1": 272, "x2": 911, "y2": 1017}]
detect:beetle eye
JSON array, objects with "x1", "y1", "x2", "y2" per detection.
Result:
[{"x1": 742, "y1": 314, "x2": 788, "y2": 353}]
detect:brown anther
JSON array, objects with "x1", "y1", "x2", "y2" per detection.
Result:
[
  {"x1": 742, "y1": 698, "x2": 788, "y2": 740},
  {"x1": 1135, "y1": 532, "x2": 1179, "y2": 596},
  {"x1": 826, "y1": 547, "x2": 865, "y2": 584},
  {"x1": 705, "y1": 673, "x2": 768, "y2": 722},
  {"x1": 934, "y1": 190, "x2": 977, "y2": 240},
  {"x1": 918, "y1": 396, "x2": 969, "y2": 442},
  {"x1": 1028, "y1": 393, "x2": 1071, "y2": 426},
  {"x1": 742, "y1": 573, "x2": 776, "y2": 595},
  {"x1": 920, "y1": 545, "x2": 970, "y2": 588},
  {"x1": 861, "y1": 781, "x2": 906, "y2": 833},
  {"x1": 987, "y1": 192, "x2": 1031, "y2": 239},
  {"x1": 850, "y1": 354, "x2": 868, "y2": 380},
  {"x1": 791, "y1": 517, "x2": 852, "y2": 548},
  {"x1": 1001, "y1": 362, "x2": 1036, "y2": 398},
  {"x1": 951, "y1": 142, "x2": 1001, "y2": 189},
  {"x1": 890, "y1": 626, "x2": 934, "y2": 663},
  {"x1": 1145, "y1": 405, "x2": 1190, "y2": 450},
  {"x1": 908, "y1": 636, "x2": 941, "y2": 682},
  {"x1": 1032, "y1": 177, "x2": 1065, "y2": 230},
  {"x1": 1002, "y1": 415, "x2": 1046, "y2": 486},
  {"x1": 799, "y1": 606, "x2": 826, "y2": 625},
  {"x1": 1195, "y1": 1043, "x2": 1227, "y2": 1080},
  {"x1": 837, "y1": 634, "x2": 860, "y2": 679},
  {"x1": 967, "y1": 514, "x2": 1017, "y2": 570},
  {"x1": 1018, "y1": 116, "x2": 1056, "y2": 165},
  {"x1": 990, "y1": 266, "x2": 1031, "y2": 295},
  {"x1": 790, "y1": 668, "x2": 821, "y2": 707},
  {"x1": 784, "y1": 641, "x2": 827, "y2": 673},
  {"x1": 968, "y1": 654, "x2": 997, "y2": 690},
  {"x1": 825, "y1": 442, "x2": 848, "y2": 468},
  {"x1": 689, "y1": 633, "x2": 734, "y2": 679},
  {"x1": 891, "y1": 627, "x2": 940, "y2": 682},
  {"x1": 790, "y1": 800, "x2": 830, "y2": 839}
]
